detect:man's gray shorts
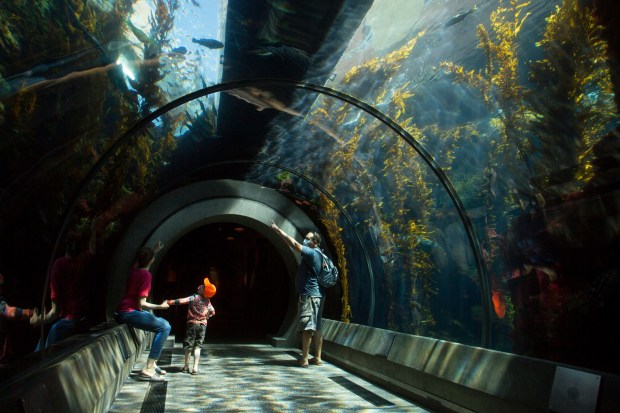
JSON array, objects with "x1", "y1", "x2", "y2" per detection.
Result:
[{"x1": 298, "y1": 295, "x2": 324, "y2": 332}]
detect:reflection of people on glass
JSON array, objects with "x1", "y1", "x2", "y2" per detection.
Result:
[
  {"x1": 166, "y1": 277, "x2": 216, "y2": 375},
  {"x1": 0, "y1": 273, "x2": 35, "y2": 363},
  {"x1": 7, "y1": 55, "x2": 167, "y2": 97},
  {"x1": 31, "y1": 218, "x2": 99, "y2": 350},
  {"x1": 114, "y1": 241, "x2": 170, "y2": 381},
  {"x1": 271, "y1": 221, "x2": 325, "y2": 367}
]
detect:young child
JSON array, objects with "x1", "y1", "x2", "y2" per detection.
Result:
[{"x1": 167, "y1": 277, "x2": 216, "y2": 374}]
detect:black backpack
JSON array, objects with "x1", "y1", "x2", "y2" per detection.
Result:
[{"x1": 313, "y1": 249, "x2": 339, "y2": 288}]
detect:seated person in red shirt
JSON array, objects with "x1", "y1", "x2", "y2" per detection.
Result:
[
  {"x1": 31, "y1": 219, "x2": 98, "y2": 350},
  {"x1": 115, "y1": 241, "x2": 170, "y2": 381}
]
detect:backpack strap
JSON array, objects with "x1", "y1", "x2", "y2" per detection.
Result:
[{"x1": 307, "y1": 248, "x2": 324, "y2": 279}]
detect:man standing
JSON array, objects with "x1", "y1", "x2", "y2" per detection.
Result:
[{"x1": 271, "y1": 221, "x2": 324, "y2": 367}]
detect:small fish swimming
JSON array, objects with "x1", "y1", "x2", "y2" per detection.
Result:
[
  {"x1": 171, "y1": 46, "x2": 188, "y2": 55},
  {"x1": 105, "y1": 40, "x2": 135, "y2": 53},
  {"x1": 127, "y1": 19, "x2": 156, "y2": 46},
  {"x1": 192, "y1": 38, "x2": 224, "y2": 49},
  {"x1": 250, "y1": 43, "x2": 312, "y2": 69},
  {"x1": 444, "y1": 5, "x2": 478, "y2": 28}
]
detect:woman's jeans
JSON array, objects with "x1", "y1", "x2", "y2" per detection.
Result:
[
  {"x1": 35, "y1": 318, "x2": 79, "y2": 351},
  {"x1": 115, "y1": 310, "x2": 171, "y2": 360}
]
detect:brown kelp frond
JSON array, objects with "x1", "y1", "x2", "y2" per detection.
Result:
[
  {"x1": 150, "y1": 0, "x2": 179, "y2": 46},
  {"x1": 319, "y1": 194, "x2": 351, "y2": 323},
  {"x1": 533, "y1": 0, "x2": 616, "y2": 187},
  {"x1": 343, "y1": 30, "x2": 426, "y2": 100},
  {"x1": 314, "y1": 26, "x2": 440, "y2": 333}
]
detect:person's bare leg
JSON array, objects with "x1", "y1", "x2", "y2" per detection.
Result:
[
  {"x1": 300, "y1": 330, "x2": 313, "y2": 366},
  {"x1": 141, "y1": 358, "x2": 157, "y2": 376},
  {"x1": 311, "y1": 330, "x2": 323, "y2": 364},
  {"x1": 183, "y1": 348, "x2": 191, "y2": 372},
  {"x1": 192, "y1": 347, "x2": 201, "y2": 373}
]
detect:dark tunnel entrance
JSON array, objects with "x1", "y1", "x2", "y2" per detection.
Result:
[{"x1": 154, "y1": 222, "x2": 290, "y2": 342}]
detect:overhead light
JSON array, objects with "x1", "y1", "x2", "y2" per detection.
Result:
[
  {"x1": 233, "y1": 227, "x2": 245, "y2": 232},
  {"x1": 226, "y1": 236, "x2": 235, "y2": 241}
]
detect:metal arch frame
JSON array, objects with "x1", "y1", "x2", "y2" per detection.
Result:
[{"x1": 45, "y1": 77, "x2": 491, "y2": 347}]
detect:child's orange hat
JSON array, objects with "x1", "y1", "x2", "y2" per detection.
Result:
[{"x1": 203, "y1": 277, "x2": 216, "y2": 298}]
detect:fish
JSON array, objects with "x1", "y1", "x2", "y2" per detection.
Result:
[
  {"x1": 105, "y1": 40, "x2": 135, "y2": 52},
  {"x1": 171, "y1": 46, "x2": 188, "y2": 55},
  {"x1": 250, "y1": 43, "x2": 312, "y2": 70},
  {"x1": 492, "y1": 291, "x2": 506, "y2": 319},
  {"x1": 271, "y1": 0, "x2": 296, "y2": 13},
  {"x1": 127, "y1": 19, "x2": 156, "y2": 46},
  {"x1": 444, "y1": 5, "x2": 478, "y2": 28},
  {"x1": 192, "y1": 38, "x2": 224, "y2": 49}
]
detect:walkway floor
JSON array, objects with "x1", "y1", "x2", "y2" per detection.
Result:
[{"x1": 108, "y1": 337, "x2": 431, "y2": 412}]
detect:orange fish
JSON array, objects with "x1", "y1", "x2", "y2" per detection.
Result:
[{"x1": 492, "y1": 290, "x2": 506, "y2": 319}]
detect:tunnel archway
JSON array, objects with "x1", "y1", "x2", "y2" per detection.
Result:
[
  {"x1": 60, "y1": 78, "x2": 490, "y2": 348},
  {"x1": 155, "y1": 222, "x2": 289, "y2": 341},
  {"x1": 105, "y1": 179, "x2": 343, "y2": 345}
]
